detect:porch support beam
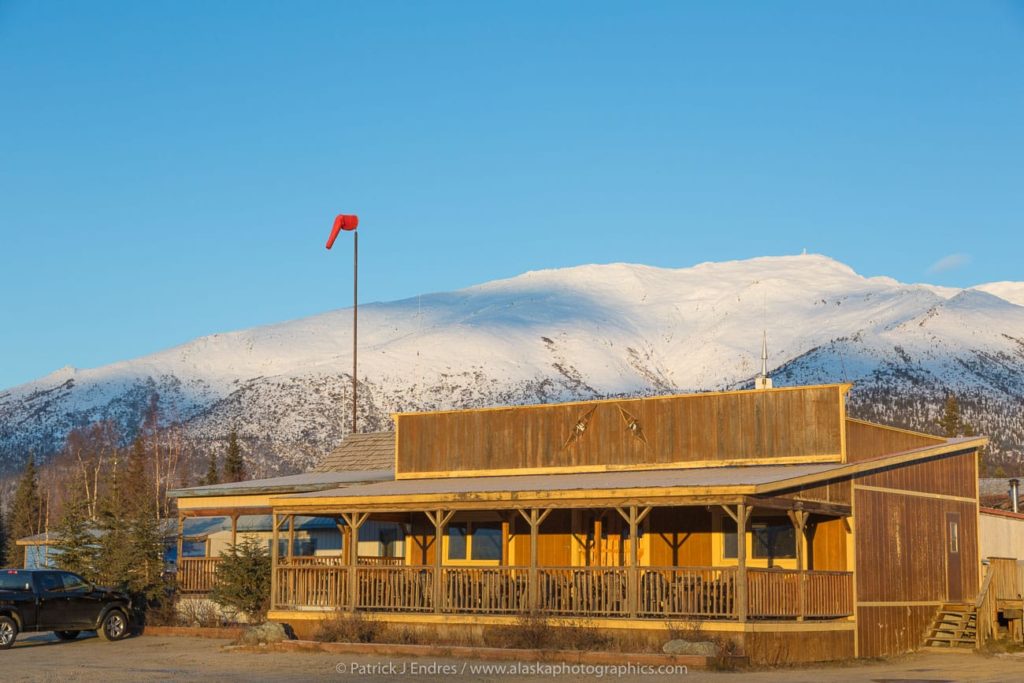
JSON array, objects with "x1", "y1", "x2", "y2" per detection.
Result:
[
  {"x1": 340, "y1": 511, "x2": 371, "y2": 611},
  {"x1": 175, "y1": 513, "x2": 184, "y2": 579},
  {"x1": 287, "y1": 514, "x2": 295, "y2": 562},
  {"x1": 518, "y1": 508, "x2": 552, "y2": 612},
  {"x1": 745, "y1": 495, "x2": 850, "y2": 518},
  {"x1": 788, "y1": 509, "x2": 809, "y2": 620},
  {"x1": 615, "y1": 505, "x2": 652, "y2": 617},
  {"x1": 230, "y1": 514, "x2": 239, "y2": 549},
  {"x1": 270, "y1": 512, "x2": 280, "y2": 609},
  {"x1": 735, "y1": 502, "x2": 751, "y2": 622},
  {"x1": 425, "y1": 509, "x2": 454, "y2": 613}
]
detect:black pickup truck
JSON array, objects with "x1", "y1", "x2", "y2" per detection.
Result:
[{"x1": 0, "y1": 569, "x2": 131, "y2": 649}]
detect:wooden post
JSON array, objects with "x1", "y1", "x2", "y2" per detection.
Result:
[
  {"x1": 230, "y1": 514, "x2": 239, "y2": 549},
  {"x1": 426, "y1": 510, "x2": 454, "y2": 613},
  {"x1": 722, "y1": 503, "x2": 750, "y2": 621},
  {"x1": 594, "y1": 514, "x2": 603, "y2": 567},
  {"x1": 270, "y1": 512, "x2": 280, "y2": 610},
  {"x1": 287, "y1": 514, "x2": 296, "y2": 562},
  {"x1": 737, "y1": 503, "x2": 749, "y2": 622},
  {"x1": 615, "y1": 505, "x2": 652, "y2": 617},
  {"x1": 176, "y1": 513, "x2": 185, "y2": 578},
  {"x1": 788, "y1": 509, "x2": 808, "y2": 621},
  {"x1": 518, "y1": 508, "x2": 552, "y2": 613},
  {"x1": 500, "y1": 514, "x2": 511, "y2": 567},
  {"x1": 342, "y1": 509, "x2": 370, "y2": 610},
  {"x1": 341, "y1": 512, "x2": 370, "y2": 611}
]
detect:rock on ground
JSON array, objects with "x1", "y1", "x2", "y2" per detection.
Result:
[{"x1": 662, "y1": 639, "x2": 718, "y2": 656}]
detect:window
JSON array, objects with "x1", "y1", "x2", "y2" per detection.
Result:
[
  {"x1": 379, "y1": 528, "x2": 400, "y2": 558},
  {"x1": 0, "y1": 571, "x2": 31, "y2": 592},
  {"x1": 720, "y1": 514, "x2": 796, "y2": 562},
  {"x1": 61, "y1": 572, "x2": 90, "y2": 592},
  {"x1": 949, "y1": 521, "x2": 960, "y2": 554},
  {"x1": 752, "y1": 521, "x2": 796, "y2": 560},
  {"x1": 274, "y1": 539, "x2": 317, "y2": 557},
  {"x1": 39, "y1": 572, "x2": 64, "y2": 593},
  {"x1": 446, "y1": 522, "x2": 503, "y2": 563},
  {"x1": 447, "y1": 523, "x2": 468, "y2": 560},
  {"x1": 471, "y1": 523, "x2": 502, "y2": 561},
  {"x1": 182, "y1": 540, "x2": 207, "y2": 558},
  {"x1": 722, "y1": 517, "x2": 738, "y2": 559}
]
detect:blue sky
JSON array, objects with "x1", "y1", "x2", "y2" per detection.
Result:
[{"x1": 1, "y1": 1, "x2": 1022, "y2": 389}]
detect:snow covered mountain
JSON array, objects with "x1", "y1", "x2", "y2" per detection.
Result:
[{"x1": 2, "y1": 254, "x2": 1022, "y2": 475}]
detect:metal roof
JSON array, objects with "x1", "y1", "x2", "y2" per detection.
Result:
[
  {"x1": 283, "y1": 462, "x2": 845, "y2": 501},
  {"x1": 316, "y1": 431, "x2": 395, "y2": 472},
  {"x1": 167, "y1": 469, "x2": 392, "y2": 498}
]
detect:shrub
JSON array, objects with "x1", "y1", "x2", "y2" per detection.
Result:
[
  {"x1": 209, "y1": 537, "x2": 271, "y2": 623},
  {"x1": 178, "y1": 599, "x2": 224, "y2": 628},
  {"x1": 483, "y1": 615, "x2": 612, "y2": 651},
  {"x1": 314, "y1": 609, "x2": 385, "y2": 643}
]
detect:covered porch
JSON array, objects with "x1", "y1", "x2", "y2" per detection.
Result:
[{"x1": 268, "y1": 490, "x2": 854, "y2": 622}]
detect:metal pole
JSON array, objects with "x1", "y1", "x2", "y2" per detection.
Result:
[{"x1": 352, "y1": 231, "x2": 358, "y2": 433}]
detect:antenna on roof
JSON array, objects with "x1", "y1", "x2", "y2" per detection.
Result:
[{"x1": 755, "y1": 330, "x2": 773, "y2": 390}]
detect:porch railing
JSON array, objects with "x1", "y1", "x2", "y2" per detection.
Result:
[
  {"x1": 640, "y1": 567, "x2": 737, "y2": 618},
  {"x1": 177, "y1": 557, "x2": 220, "y2": 594},
  {"x1": 538, "y1": 567, "x2": 628, "y2": 616},
  {"x1": 443, "y1": 567, "x2": 528, "y2": 613},
  {"x1": 276, "y1": 564, "x2": 348, "y2": 609},
  {"x1": 748, "y1": 568, "x2": 854, "y2": 618},
  {"x1": 270, "y1": 564, "x2": 853, "y2": 620},
  {"x1": 357, "y1": 565, "x2": 434, "y2": 612},
  {"x1": 276, "y1": 556, "x2": 404, "y2": 567}
]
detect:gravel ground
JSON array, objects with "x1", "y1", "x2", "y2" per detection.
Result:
[{"x1": 3, "y1": 631, "x2": 1024, "y2": 682}]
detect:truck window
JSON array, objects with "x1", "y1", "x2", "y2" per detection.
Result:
[
  {"x1": 38, "y1": 572, "x2": 64, "y2": 593},
  {"x1": 0, "y1": 572, "x2": 31, "y2": 592},
  {"x1": 61, "y1": 572, "x2": 90, "y2": 592}
]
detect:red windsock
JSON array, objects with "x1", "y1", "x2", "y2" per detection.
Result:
[{"x1": 326, "y1": 214, "x2": 359, "y2": 249}]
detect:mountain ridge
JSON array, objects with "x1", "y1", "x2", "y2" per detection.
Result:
[{"x1": 2, "y1": 253, "x2": 1022, "y2": 476}]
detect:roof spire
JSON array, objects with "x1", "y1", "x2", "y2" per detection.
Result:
[{"x1": 755, "y1": 330, "x2": 773, "y2": 390}]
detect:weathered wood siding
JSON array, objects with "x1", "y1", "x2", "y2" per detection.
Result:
[
  {"x1": 808, "y1": 515, "x2": 847, "y2": 571},
  {"x1": 856, "y1": 605, "x2": 940, "y2": 659},
  {"x1": 853, "y1": 450, "x2": 980, "y2": 658},
  {"x1": 396, "y1": 385, "x2": 846, "y2": 478},
  {"x1": 777, "y1": 479, "x2": 852, "y2": 506},
  {"x1": 857, "y1": 451, "x2": 977, "y2": 498},
  {"x1": 745, "y1": 629, "x2": 855, "y2": 664},
  {"x1": 647, "y1": 508, "x2": 713, "y2": 567},
  {"x1": 845, "y1": 419, "x2": 943, "y2": 462}
]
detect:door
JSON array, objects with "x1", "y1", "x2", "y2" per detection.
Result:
[
  {"x1": 33, "y1": 571, "x2": 67, "y2": 630},
  {"x1": 946, "y1": 511, "x2": 963, "y2": 602},
  {"x1": 60, "y1": 572, "x2": 101, "y2": 628}
]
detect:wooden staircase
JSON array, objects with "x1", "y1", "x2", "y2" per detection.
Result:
[{"x1": 923, "y1": 603, "x2": 977, "y2": 650}]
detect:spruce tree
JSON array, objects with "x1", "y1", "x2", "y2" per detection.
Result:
[
  {"x1": 202, "y1": 451, "x2": 219, "y2": 486},
  {"x1": 210, "y1": 537, "x2": 271, "y2": 622},
  {"x1": 939, "y1": 394, "x2": 962, "y2": 437},
  {"x1": 9, "y1": 454, "x2": 42, "y2": 543},
  {"x1": 223, "y1": 430, "x2": 245, "y2": 483},
  {"x1": 52, "y1": 492, "x2": 98, "y2": 579},
  {"x1": 94, "y1": 440, "x2": 164, "y2": 599}
]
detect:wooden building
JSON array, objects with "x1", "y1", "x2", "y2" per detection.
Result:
[{"x1": 245, "y1": 383, "x2": 986, "y2": 663}]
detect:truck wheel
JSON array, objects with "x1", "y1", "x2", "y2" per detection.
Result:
[
  {"x1": 0, "y1": 616, "x2": 17, "y2": 649},
  {"x1": 97, "y1": 610, "x2": 128, "y2": 642},
  {"x1": 54, "y1": 630, "x2": 80, "y2": 641}
]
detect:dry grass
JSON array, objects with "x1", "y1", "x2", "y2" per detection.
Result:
[
  {"x1": 177, "y1": 599, "x2": 224, "y2": 628},
  {"x1": 313, "y1": 609, "x2": 386, "y2": 643},
  {"x1": 482, "y1": 614, "x2": 613, "y2": 651}
]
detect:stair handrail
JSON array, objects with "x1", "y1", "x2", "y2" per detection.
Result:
[{"x1": 975, "y1": 562, "x2": 995, "y2": 648}]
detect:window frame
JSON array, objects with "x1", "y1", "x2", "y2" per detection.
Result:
[{"x1": 443, "y1": 521, "x2": 503, "y2": 566}]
